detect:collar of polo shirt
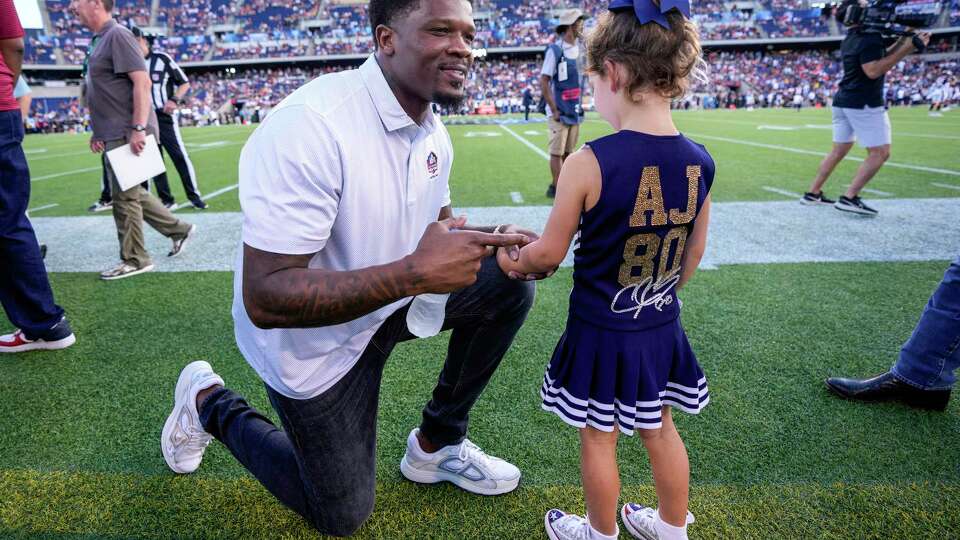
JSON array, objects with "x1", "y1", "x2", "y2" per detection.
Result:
[{"x1": 359, "y1": 55, "x2": 439, "y2": 136}]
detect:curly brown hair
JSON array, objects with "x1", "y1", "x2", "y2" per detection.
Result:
[{"x1": 586, "y1": 6, "x2": 706, "y2": 101}]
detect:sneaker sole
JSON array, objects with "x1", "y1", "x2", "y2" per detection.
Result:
[
  {"x1": 161, "y1": 360, "x2": 213, "y2": 474},
  {"x1": 0, "y1": 333, "x2": 76, "y2": 353},
  {"x1": 399, "y1": 455, "x2": 520, "y2": 496},
  {"x1": 834, "y1": 204, "x2": 878, "y2": 216},
  {"x1": 101, "y1": 264, "x2": 155, "y2": 281},
  {"x1": 799, "y1": 199, "x2": 833, "y2": 206},
  {"x1": 620, "y1": 506, "x2": 655, "y2": 540},
  {"x1": 169, "y1": 224, "x2": 197, "y2": 258}
]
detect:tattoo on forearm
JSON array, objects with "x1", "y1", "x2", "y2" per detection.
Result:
[{"x1": 243, "y1": 245, "x2": 421, "y2": 328}]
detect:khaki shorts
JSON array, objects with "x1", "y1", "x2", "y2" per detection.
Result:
[{"x1": 547, "y1": 116, "x2": 581, "y2": 156}]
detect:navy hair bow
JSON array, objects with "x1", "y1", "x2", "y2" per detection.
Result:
[{"x1": 609, "y1": 0, "x2": 691, "y2": 29}]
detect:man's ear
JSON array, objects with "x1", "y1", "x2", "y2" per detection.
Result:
[{"x1": 375, "y1": 24, "x2": 395, "y2": 55}]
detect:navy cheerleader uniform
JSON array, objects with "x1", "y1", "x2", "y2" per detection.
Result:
[{"x1": 540, "y1": 130, "x2": 715, "y2": 434}]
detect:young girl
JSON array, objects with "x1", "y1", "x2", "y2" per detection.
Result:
[{"x1": 497, "y1": 3, "x2": 712, "y2": 539}]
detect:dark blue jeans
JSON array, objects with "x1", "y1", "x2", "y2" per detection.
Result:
[
  {"x1": 892, "y1": 255, "x2": 960, "y2": 390},
  {"x1": 0, "y1": 110, "x2": 64, "y2": 339},
  {"x1": 200, "y1": 256, "x2": 535, "y2": 536}
]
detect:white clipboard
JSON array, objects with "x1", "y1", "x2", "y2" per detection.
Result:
[{"x1": 105, "y1": 134, "x2": 166, "y2": 191}]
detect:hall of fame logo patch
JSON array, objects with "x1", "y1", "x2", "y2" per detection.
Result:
[{"x1": 427, "y1": 152, "x2": 439, "y2": 178}]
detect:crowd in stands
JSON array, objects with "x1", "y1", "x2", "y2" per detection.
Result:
[{"x1": 22, "y1": 50, "x2": 957, "y2": 133}]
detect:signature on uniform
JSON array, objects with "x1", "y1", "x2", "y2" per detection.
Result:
[{"x1": 610, "y1": 273, "x2": 681, "y2": 319}]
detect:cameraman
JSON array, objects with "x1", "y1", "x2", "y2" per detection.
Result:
[{"x1": 802, "y1": 0, "x2": 929, "y2": 216}]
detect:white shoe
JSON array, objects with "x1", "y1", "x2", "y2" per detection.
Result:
[
  {"x1": 545, "y1": 509, "x2": 591, "y2": 540},
  {"x1": 100, "y1": 261, "x2": 154, "y2": 281},
  {"x1": 161, "y1": 360, "x2": 224, "y2": 474},
  {"x1": 621, "y1": 503, "x2": 695, "y2": 540},
  {"x1": 399, "y1": 428, "x2": 521, "y2": 495}
]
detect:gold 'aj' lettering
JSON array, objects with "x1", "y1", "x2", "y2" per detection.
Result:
[
  {"x1": 618, "y1": 233, "x2": 660, "y2": 287},
  {"x1": 668, "y1": 166, "x2": 700, "y2": 225},
  {"x1": 629, "y1": 166, "x2": 667, "y2": 227}
]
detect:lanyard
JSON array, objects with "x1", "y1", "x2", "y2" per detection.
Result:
[{"x1": 81, "y1": 35, "x2": 100, "y2": 78}]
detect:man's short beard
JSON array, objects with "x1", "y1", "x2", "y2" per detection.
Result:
[{"x1": 433, "y1": 91, "x2": 466, "y2": 108}]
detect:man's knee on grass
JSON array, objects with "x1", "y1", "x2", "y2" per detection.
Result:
[{"x1": 308, "y1": 488, "x2": 375, "y2": 537}]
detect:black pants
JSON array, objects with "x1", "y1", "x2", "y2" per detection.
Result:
[
  {"x1": 153, "y1": 112, "x2": 202, "y2": 206},
  {"x1": 199, "y1": 256, "x2": 535, "y2": 536}
]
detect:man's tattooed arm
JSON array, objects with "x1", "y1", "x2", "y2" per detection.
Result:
[{"x1": 242, "y1": 244, "x2": 426, "y2": 329}]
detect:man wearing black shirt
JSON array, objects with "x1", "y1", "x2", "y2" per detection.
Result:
[
  {"x1": 802, "y1": 0, "x2": 929, "y2": 216},
  {"x1": 133, "y1": 28, "x2": 206, "y2": 210}
]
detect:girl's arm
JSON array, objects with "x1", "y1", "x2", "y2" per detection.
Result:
[
  {"x1": 676, "y1": 194, "x2": 711, "y2": 290},
  {"x1": 498, "y1": 147, "x2": 599, "y2": 275}
]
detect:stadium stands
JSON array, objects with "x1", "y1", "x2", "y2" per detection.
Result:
[
  {"x1": 22, "y1": 51, "x2": 958, "y2": 132},
  {"x1": 20, "y1": 0, "x2": 960, "y2": 64}
]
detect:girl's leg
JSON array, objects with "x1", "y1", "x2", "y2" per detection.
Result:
[
  {"x1": 580, "y1": 426, "x2": 620, "y2": 536},
  {"x1": 639, "y1": 407, "x2": 690, "y2": 527}
]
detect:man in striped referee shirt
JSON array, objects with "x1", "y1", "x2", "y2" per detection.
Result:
[{"x1": 133, "y1": 27, "x2": 206, "y2": 209}]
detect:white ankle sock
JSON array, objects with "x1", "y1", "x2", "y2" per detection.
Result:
[
  {"x1": 588, "y1": 522, "x2": 618, "y2": 540},
  {"x1": 654, "y1": 510, "x2": 688, "y2": 540}
]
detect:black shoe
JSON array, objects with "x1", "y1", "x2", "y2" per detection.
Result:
[
  {"x1": 40, "y1": 244, "x2": 47, "y2": 259},
  {"x1": 545, "y1": 184, "x2": 556, "y2": 198},
  {"x1": 800, "y1": 191, "x2": 835, "y2": 206},
  {"x1": 191, "y1": 200, "x2": 208, "y2": 210},
  {"x1": 825, "y1": 371, "x2": 951, "y2": 411},
  {"x1": 834, "y1": 195, "x2": 878, "y2": 216}
]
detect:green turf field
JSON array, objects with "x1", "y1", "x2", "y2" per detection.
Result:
[
  {"x1": 3, "y1": 106, "x2": 960, "y2": 538},
  {"x1": 21, "y1": 106, "x2": 960, "y2": 216}
]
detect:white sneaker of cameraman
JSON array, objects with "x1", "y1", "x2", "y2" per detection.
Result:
[
  {"x1": 161, "y1": 360, "x2": 224, "y2": 474},
  {"x1": 399, "y1": 428, "x2": 520, "y2": 495}
]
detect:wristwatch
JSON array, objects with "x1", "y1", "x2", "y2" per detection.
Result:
[{"x1": 133, "y1": 124, "x2": 146, "y2": 132}]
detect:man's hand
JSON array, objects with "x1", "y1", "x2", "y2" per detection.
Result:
[
  {"x1": 405, "y1": 216, "x2": 529, "y2": 293},
  {"x1": 914, "y1": 31, "x2": 931, "y2": 51},
  {"x1": 90, "y1": 139, "x2": 105, "y2": 153},
  {"x1": 496, "y1": 224, "x2": 555, "y2": 281},
  {"x1": 552, "y1": 111, "x2": 561, "y2": 122},
  {"x1": 129, "y1": 130, "x2": 146, "y2": 155},
  {"x1": 163, "y1": 99, "x2": 178, "y2": 115}
]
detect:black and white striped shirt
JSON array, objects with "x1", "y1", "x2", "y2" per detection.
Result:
[{"x1": 147, "y1": 51, "x2": 188, "y2": 111}]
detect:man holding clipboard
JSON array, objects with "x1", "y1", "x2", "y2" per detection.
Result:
[{"x1": 71, "y1": 0, "x2": 195, "y2": 280}]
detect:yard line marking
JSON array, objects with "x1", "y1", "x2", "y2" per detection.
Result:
[
  {"x1": 190, "y1": 141, "x2": 244, "y2": 153},
  {"x1": 671, "y1": 117, "x2": 960, "y2": 140},
  {"x1": 26, "y1": 203, "x2": 59, "y2": 215},
  {"x1": 684, "y1": 133, "x2": 960, "y2": 177},
  {"x1": 523, "y1": 130, "x2": 542, "y2": 135},
  {"x1": 761, "y1": 186, "x2": 802, "y2": 198},
  {"x1": 172, "y1": 183, "x2": 238, "y2": 211},
  {"x1": 757, "y1": 125, "x2": 799, "y2": 131},
  {"x1": 28, "y1": 149, "x2": 93, "y2": 161},
  {"x1": 510, "y1": 191, "x2": 524, "y2": 204},
  {"x1": 24, "y1": 148, "x2": 48, "y2": 154},
  {"x1": 31, "y1": 166, "x2": 101, "y2": 182},
  {"x1": 931, "y1": 182, "x2": 960, "y2": 191},
  {"x1": 499, "y1": 124, "x2": 550, "y2": 160},
  {"x1": 847, "y1": 185, "x2": 893, "y2": 197},
  {"x1": 186, "y1": 140, "x2": 228, "y2": 148}
]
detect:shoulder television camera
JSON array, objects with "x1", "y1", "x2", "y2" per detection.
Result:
[{"x1": 841, "y1": 0, "x2": 942, "y2": 36}]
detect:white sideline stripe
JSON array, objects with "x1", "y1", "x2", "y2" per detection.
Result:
[
  {"x1": 510, "y1": 191, "x2": 524, "y2": 204},
  {"x1": 932, "y1": 182, "x2": 960, "y2": 191},
  {"x1": 847, "y1": 185, "x2": 893, "y2": 197},
  {"x1": 31, "y1": 166, "x2": 101, "y2": 182},
  {"x1": 24, "y1": 148, "x2": 47, "y2": 154},
  {"x1": 676, "y1": 116, "x2": 960, "y2": 139},
  {"x1": 28, "y1": 149, "x2": 92, "y2": 161},
  {"x1": 26, "y1": 203, "x2": 59, "y2": 215},
  {"x1": 172, "y1": 183, "x2": 238, "y2": 211},
  {"x1": 684, "y1": 133, "x2": 960, "y2": 177},
  {"x1": 499, "y1": 124, "x2": 550, "y2": 161},
  {"x1": 762, "y1": 186, "x2": 802, "y2": 198}
]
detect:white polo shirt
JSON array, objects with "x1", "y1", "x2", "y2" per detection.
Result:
[{"x1": 232, "y1": 55, "x2": 453, "y2": 400}]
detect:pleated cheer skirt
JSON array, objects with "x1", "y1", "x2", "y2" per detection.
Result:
[{"x1": 540, "y1": 315, "x2": 709, "y2": 435}]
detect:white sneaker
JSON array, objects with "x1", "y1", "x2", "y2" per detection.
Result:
[
  {"x1": 621, "y1": 503, "x2": 695, "y2": 540},
  {"x1": 545, "y1": 509, "x2": 591, "y2": 540},
  {"x1": 100, "y1": 261, "x2": 154, "y2": 281},
  {"x1": 399, "y1": 428, "x2": 521, "y2": 495},
  {"x1": 161, "y1": 360, "x2": 224, "y2": 474}
]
